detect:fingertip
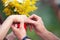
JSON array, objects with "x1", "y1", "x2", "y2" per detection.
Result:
[
  {"x1": 29, "y1": 14, "x2": 38, "y2": 18},
  {"x1": 32, "y1": 14, "x2": 36, "y2": 16}
]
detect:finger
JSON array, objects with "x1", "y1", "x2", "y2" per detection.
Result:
[
  {"x1": 11, "y1": 25, "x2": 18, "y2": 32},
  {"x1": 26, "y1": 19, "x2": 36, "y2": 24},
  {"x1": 29, "y1": 14, "x2": 40, "y2": 21},
  {"x1": 19, "y1": 22, "x2": 24, "y2": 29},
  {"x1": 29, "y1": 25, "x2": 33, "y2": 32},
  {"x1": 15, "y1": 24, "x2": 18, "y2": 28}
]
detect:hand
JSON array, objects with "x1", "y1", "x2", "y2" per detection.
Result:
[
  {"x1": 0, "y1": 15, "x2": 28, "y2": 40},
  {"x1": 8, "y1": 15, "x2": 28, "y2": 22},
  {"x1": 26, "y1": 14, "x2": 60, "y2": 40},
  {"x1": 11, "y1": 22, "x2": 26, "y2": 40},
  {"x1": 11, "y1": 15, "x2": 28, "y2": 40},
  {"x1": 26, "y1": 14, "x2": 47, "y2": 35}
]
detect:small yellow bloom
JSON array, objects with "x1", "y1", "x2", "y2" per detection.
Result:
[
  {"x1": 2, "y1": 0, "x2": 38, "y2": 16},
  {"x1": 3, "y1": 7, "x2": 13, "y2": 16}
]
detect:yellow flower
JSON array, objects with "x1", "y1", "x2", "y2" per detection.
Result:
[
  {"x1": 2, "y1": 0, "x2": 38, "y2": 16},
  {"x1": 3, "y1": 7, "x2": 12, "y2": 16}
]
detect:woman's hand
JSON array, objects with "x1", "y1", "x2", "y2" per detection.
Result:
[
  {"x1": 8, "y1": 15, "x2": 28, "y2": 22},
  {"x1": 11, "y1": 15, "x2": 28, "y2": 40},
  {"x1": 11, "y1": 21, "x2": 26, "y2": 40},
  {"x1": 0, "y1": 15, "x2": 28, "y2": 40},
  {"x1": 11, "y1": 15, "x2": 31, "y2": 40}
]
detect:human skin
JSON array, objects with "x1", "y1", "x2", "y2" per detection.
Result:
[
  {"x1": 6, "y1": 32, "x2": 16, "y2": 40},
  {"x1": 0, "y1": 15, "x2": 28, "y2": 40},
  {"x1": 11, "y1": 15, "x2": 31, "y2": 40},
  {"x1": 26, "y1": 14, "x2": 60, "y2": 40},
  {"x1": 0, "y1": 14, "x2": 59, "y2": 40},
  {"x1": 11, "y1": 14, "x2": 60, "y2": 40},
  {"x1": 0, "y1": 15, "x2": 16, "y2": 40}
]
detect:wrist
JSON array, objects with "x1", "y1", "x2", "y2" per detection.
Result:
[
  {"x1": 22, "y1": 36, "x2": 31, "y2": 40},
  {"x1": 38, "y1": 29, "x2": 49, "y2": 37},
  {"x1": 18, "y1": 35, "x2": 31, "y2": 40},
  {"x1": 17, "y1": 34, "x2": 27, "y2": 40}
]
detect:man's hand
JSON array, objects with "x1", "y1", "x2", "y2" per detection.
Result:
[
  {"x1": 25, "y1": 14, "x2": 47, "y2": 34},
  {"x1": 25, "y1": 14, "x2": 60, "y2": 40}
]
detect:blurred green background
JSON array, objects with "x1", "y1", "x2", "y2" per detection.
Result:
[{"x1": 0, "y1": 0, "x2": 60, "y2": 40}]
